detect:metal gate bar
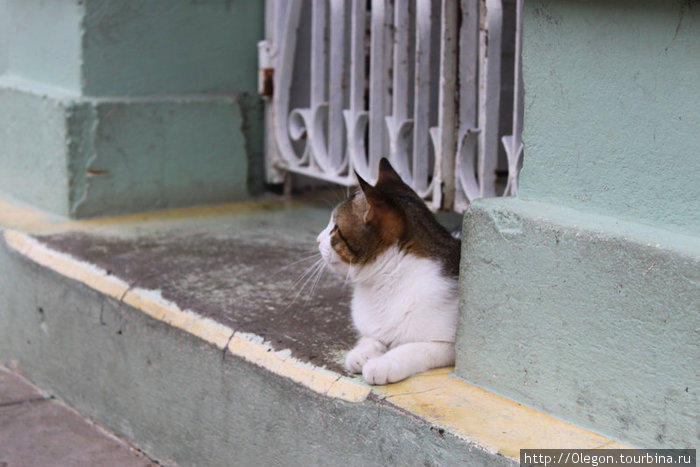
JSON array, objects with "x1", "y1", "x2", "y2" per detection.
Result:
[{"x1": 260, "y1": 0, "x2": 523, "y2": 212}]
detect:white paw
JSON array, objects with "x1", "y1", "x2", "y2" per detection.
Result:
[
  {"x1": 344, "y1": 340, "x2": 386, "y2": 374},
  {"x1": 362, "y1": 357, "x2": 403, "y2": 385}
]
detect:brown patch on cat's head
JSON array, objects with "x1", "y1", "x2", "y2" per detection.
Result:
[
  {"x1": 329, "y1": 171, "x2": 404, "y2": 265},
  {"x1": 328, "y1": 158, "x2": 461, "y2": 276}
]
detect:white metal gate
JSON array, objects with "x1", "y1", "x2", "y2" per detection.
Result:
[{"x1": 259, "y1": 0, "x2": 523, "y2": 212}]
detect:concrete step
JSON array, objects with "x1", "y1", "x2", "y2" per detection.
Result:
[
  {"x1": 0, "y1": 196, "x2": 628, "y2": 466},
  {"x1": 0, "y1": 366, "x2": 155, "y2": 466}
]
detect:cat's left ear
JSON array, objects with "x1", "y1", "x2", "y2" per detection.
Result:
[
  {"x1": 355, "y1": 171, "x2": 391, "y2": 224},
  {"x1": 355, "y1": 171, "x2": 375, "y2": 197},
  {"x1": 376, "y1": 158, "x2": 403, "y2": 186}
]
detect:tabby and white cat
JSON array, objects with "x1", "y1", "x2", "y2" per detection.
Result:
[{"x1": 317, "y1": 158, "x2": 461, "y2": 384}]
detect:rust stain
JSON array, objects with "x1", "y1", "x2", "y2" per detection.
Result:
[{"x1": 260, "y1": 68, "x2": 274, "y2": 97}]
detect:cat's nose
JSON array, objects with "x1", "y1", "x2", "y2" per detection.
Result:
[{"x1": 316, "y1": 233, "x2": 322, "y2": 244}]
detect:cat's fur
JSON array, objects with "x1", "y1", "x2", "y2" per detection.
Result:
[{"x1": 317, "y1": 158, "x2": 461, "y2": 384}]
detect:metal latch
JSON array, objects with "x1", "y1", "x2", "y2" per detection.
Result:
[{"x1": 257, "y1": 40, "x2": 274, "y2": 98}]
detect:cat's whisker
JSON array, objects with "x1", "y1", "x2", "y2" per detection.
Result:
[
  {"x1": 308, "y1": 259, "x2": 327, "y2": 297},
  {"x1": 286, "y1": 258, "x2": 326, "y2": 308},
  {"x1": 293, "y1": 257, "x2": 325, "y2": 294},
  {"x1": 278, "y1": 251, "x2": 323, "y2": 272},
  {"x1": 293, "y1": 257, "x2": 324, "y2": 288}
]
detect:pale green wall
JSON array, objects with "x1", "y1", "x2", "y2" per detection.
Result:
[
  {"x1": 457, "y1": 198, "x2": 699, "y2": 448},
  {"x1": 0, "y1": 1, "x2": 7, "y2": 75},
  {"x1": 0, "y1": 0, "x2": 262, "y2": 96},
  {"x1": 456, "y1": 0, "x2": 700, "y2": 448},
  {"x1": 81, "y1": 0, "x2": 262, "y2": 96},
  {"x1": 1, "y1": 0, "x2": 83, "y2": 91},
  {"x1": 520, "y1": 0, "x2": 700, "y2": 236},
  {"x1": 67, "y1": 97, "x2": 250, "y2": 218},
  {"x1": 0, "y1": 0, "x2": 264, "y2": 218},
  {"x1": 0, "y1": 89, "x2": 70, "y2": 214}
]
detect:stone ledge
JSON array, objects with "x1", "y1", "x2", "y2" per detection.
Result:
[
  {"x1": 0, "y1": 198, "x2": 631, "y2": 465},
  {"x1": 457, "y1": 197, "x2": 699, "y2": 448},
  {"x1": 0, "y1": 83, "x2": 252, "y2": 219}
]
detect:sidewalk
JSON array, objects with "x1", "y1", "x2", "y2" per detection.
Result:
[{"x1": 0, "y1": 366, "x2": 155, "y2": 467}]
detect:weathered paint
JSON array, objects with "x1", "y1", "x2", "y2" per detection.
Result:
[
  {"x1": 0, "y1": 0, "x2": 263, "y2": 96},
  {"x1": 67, "y1": 96, "x2": 250, "y2": 218},
  {"x1": 519, "y1": 0, "x2": 700, "y2": 236},
  {"x1": 3, "y1": 229, "x2": 130, "y2": 302},
  {"x1": 456, "y1": 0, "x2": 700, "y2": 450},
  {"x1": 456, "y1": 198, "x2": 700, "y2": 448},
  {"x1": 0, "y1": 87, "x2": 254, "y2": 218},
  {"x1": 1, "y1": 200, "x2": 628, "y2": 463},
  {"x1": 81, "y1": 0, "x2": 263, "y2": 96},
  {"x1": 0, "y1": 0, "x2": 264, "y2": 218},
  {"x1": 0, "y1": 244, "x2": 516, "y2": 465},
  {"x1": 374, "y1": 368, "x2": 628, "y2": 460},
  {"x1": 0, "y1": 0, "x2": 83, "y2": 91},
  {"x1": 2, "y1": 228, "x2": 365, "y2": 403},
  {"x1": 228, "y1": 332, "x2": 370, "y2": 404},
  {"x1": 0, "y1": 87, "x2": 71, "y2": 215},
  {"x1": 123, "y1": 288, "x2": 234, "y2": 352}
]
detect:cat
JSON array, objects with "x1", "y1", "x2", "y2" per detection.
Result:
[{"x1": 317, "y1": 158, "x2": 461, "y2": 384}]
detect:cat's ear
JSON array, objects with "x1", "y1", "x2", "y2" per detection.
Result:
[
  {"x1": 377, "y1": 158, "x2": 402, "y2": 184},
  {"x1": 376, "y1": 158, "x2": 411, "y2": 192},
  {"x1": 355, "y1": 170, "x2": 391, "y2": 224},
  {"x1": 355, "y1": 170, "x2": 385, "y2": 202},
  {"x1": 355, "y1": 171, "x2": 374, "y2": 196}
]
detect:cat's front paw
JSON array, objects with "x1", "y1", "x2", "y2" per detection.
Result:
[
  {"x1": 344, "y1": 338, "x2": 386, "y2": 374},
  {"x1": 362, "y1": 357, "x2": 402, "y2": 385}
]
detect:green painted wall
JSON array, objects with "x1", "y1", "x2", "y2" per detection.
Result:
[
  {"x1": 457, "y1": 198, "x2": 699, "y2": 448},
  {"x1": 0, "y1": 0, "x2": 264, "y2": 218},
  {"x1": 0, "y1": 88, "x2": 71, "y2": 214},
  {"x1": 81, "y1": 0, "x2": 262, "y2": 96},
  {"x1": 0, "y1": 0, "x2": 83, "y2": 91},
  {"x1": 67, "y1": 97, "x2": 250, "y2": 218},
  {"x1": 456, "y1": 0, "x2": 700, "y2": 448},
  {"x1": 0, "y1": 2, "x2": 7, "y2": 75},
  {"x1": 520, "y1": 0, "x2": 700, "y2": 236},
  {"x1": 0, "y1": 0, "x2": 263, "y2": 96}
]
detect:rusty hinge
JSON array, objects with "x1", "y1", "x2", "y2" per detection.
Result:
[{"x1": 257, "y1": 40, "x2": 274, "y2": 99}]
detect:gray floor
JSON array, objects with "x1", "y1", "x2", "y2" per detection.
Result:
[
  {"x1": 38, "y1": 198, "x2": 356, "y2": 373},
  {"x1": 0, "y1": 367, "x2": 154, "y2": 467}
]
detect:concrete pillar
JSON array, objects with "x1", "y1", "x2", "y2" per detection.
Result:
[
  {"x1": 456, "y1": 0, "x2": 699, "y2": 448},
  {"x1": 0, "y1": 0, "x2": 264, "y2": 218}
]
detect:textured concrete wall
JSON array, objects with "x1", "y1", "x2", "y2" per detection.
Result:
[
  {"x1": 82, "y1": 0, "x2": 261, "y2": 96},
  {"x1": 0, "y1": 88, "x2": 71, "y2": 214},
  {"x1": 456, "y1": 0, "x2": 700, "y2": 448},
  {"x1": 0, "y1": 236, "x2": 514, "y2": 467},
  {"x1": 519, "y1": 0, "x2": 700, "y2": 236},
  {"x1": 67, "y1": 97, "x2": 251, "y2": 218},
  {"x1": 0, "y1": 2, "x2": 7, "y2": 75},
  {"x1": 0, "y1": 0, "x2": 264, "y2": 218},
  {"x1": 457, "y1": 198, "x2": 699, "y2": 448},
  {"x1": 0, "y1": 0, "x2": 262, "y2": 96},
  {"x1": 0, "y1": 0, "x2": 83, "y2": 91}
]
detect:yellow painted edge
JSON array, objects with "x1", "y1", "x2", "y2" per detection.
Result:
[
  {"x1": 0, "y1": 198, "x2": 61, "y2": 233},
  {"x1": 122, "y1": 288, "x2": 234, "y2": 351},
  {"x1": 228, "y1": 332, "x2": 370, "y2": 403},
  {"x1": 0, "y1": 190, "x2": 334, "y2": 235},
  {"x1": 3, "y1": 230, "x2": 130, "y2": 301},
  {"x1": 373, "y1": 368, "x2": 630, "y2": 460},
  {"x1": 2, "y1": 229, "x2": 369, "y2": 403},
  {"x1": 2, "y1": 229, "x2": 631, "y2": 453},
  {"x1": 2, "y1": 230, "x2": 234, "y2": 350}
]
